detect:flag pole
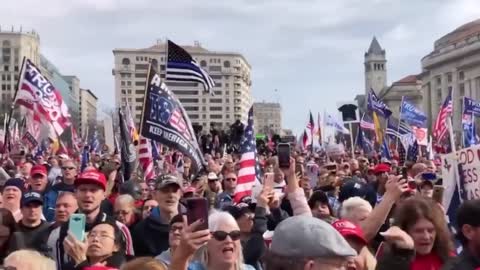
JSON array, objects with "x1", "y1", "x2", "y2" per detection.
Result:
[
  {"x1": 447, "y1": 116, "x2": 456, "y2": 154},
  {"x1": 3, "y1": 57, "x2": 26, "y2": 154},
  {"x1": 348, "y1": 122, "x2": 355, "y2": 158},
  {"x1": 395, "y1": 96, "x2": 405, "y2": 151}
]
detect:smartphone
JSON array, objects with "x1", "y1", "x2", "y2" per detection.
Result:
[
  {"x1": 432, "y1": 185, "x2": 445, "y2": 204},
  {"x1": 264, "y1": 172, "x2": 275, "y2": 190},
  {"x1": 186, "y1": 197, "x2": 209, "y2": 231},
  {"x1": 401, "y1": 167, "x2": 408, "y2": 180},
  {"x1": 277, "y1": 143, "x2": 291, "y2": 169},
  {"x1": 69, "y1": 213, "x2": 86, "y2": 241}
]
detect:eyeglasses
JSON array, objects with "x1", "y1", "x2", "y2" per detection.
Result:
[
  {"x1": 211, "y1": 230, "x2": 241, "y2": 241},
  {"x1": 87, "y1": 233, "x2": 115, "y2": 241},
  {"x1": 62, "y1": 167, "x2": 76, "y2": 170}
]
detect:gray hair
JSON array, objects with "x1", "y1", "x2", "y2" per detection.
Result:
[
  {"x1": 115, "y1": 194, "x2": 135, "y2": 207},
  {"x1": 340, "y1": 196, "x2": 373, "y2": 220},
  {"x1": 196, "y1": 211, "x2": 244, "y2": 270},
  {"x1": 5, "y1": 250, "x2": 56, "y2": 270}
]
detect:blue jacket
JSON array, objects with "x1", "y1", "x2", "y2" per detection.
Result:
[{"x1": 43, "y1": 182, "x2": 75, "y2": 222}]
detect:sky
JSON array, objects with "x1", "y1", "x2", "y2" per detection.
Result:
[{"x1": 2, "y1": 0, "x2": 480, "y2": 135}]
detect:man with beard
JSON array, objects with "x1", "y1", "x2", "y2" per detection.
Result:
[{"x1": 47, "y1": 169, "x2": 134, "y2": 270}]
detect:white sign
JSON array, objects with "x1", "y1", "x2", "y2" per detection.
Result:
[{"x1": 441, "y1": 145, "x2": 480, "y2": 202}]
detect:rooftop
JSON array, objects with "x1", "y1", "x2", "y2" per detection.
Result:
[
  {"x1": 434, "y1": 19, "x2": 480, "y2": 50},
  {"x1": 366, "y1": 36, "x2": 385, "y2": 55},
  {"x1": 392, "y1": 74, "x2": 420, "y2": 85}
]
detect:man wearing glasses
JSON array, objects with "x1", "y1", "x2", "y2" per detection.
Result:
[
  {"x1": 155, "y1": 214, "x2": 184, "y2": 267},
  {"x1": 215, "y1": 172, "x2": 238, "y2": 210},
  {"x1": 43, "y1": 160, "x2": 78, "y2": 222}
]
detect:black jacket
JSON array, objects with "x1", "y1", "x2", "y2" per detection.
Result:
[
  {"x1": 243, "y1": 206, "x2": 268, "y2": 270},
  {"x1": 266, "y1": 208, "x2": 290, "y2": 231},
  {"x1": 9, "y1": 220, "x2": 51, "y2": 255},
  {"x1": 131, "y1": 207, "x2": 170, "y2": 257},
  {"x1": 441, "y1": 249, "x2": 480, "y2": 270},
  {"x1": 375, "y1": 245, "x2": 415, "y2": 270}
]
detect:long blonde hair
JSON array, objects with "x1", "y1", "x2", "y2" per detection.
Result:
[
  {"x1": 4, "y1": 250, "x2": 56, "y2": 270},
  {"x1": 196, "y1": 211, "x2": 245, "y2": 270}
]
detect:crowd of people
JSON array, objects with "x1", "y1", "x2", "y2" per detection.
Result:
[{"x1": 0, "y1": 143, "x2": 479, "y2": 270}]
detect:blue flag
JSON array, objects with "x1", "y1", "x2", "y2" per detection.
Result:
[
  {"x1": 463, "y1": 97, "x2": 480, "y2": 116},
  {"x1": 81, "y1": 146, "x2": 90, "y2": 172},
  {"x1": 367, "y1": 89, "x2": 392, "y2": 118},
  {"x1": 381, "y1": 137, "x2": 391, "y2": 160},
  {"x1": 462, "y1": 114, "x2": 477, "y2": 147},
  {"x1": 151, "y1": 140, "x2": 160, "y2": 161},
  {"x1": 406, "y1": 141, "x2": 419, "y2": 162},
  {"x1": 89, "y1": 129, "x2": 99, "y2": 154},
  {"x1": 400, "y1": 100, "x2": 427, "y2": 127}
]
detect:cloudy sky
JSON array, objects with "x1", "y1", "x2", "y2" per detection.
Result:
[{"x1": 2, "y1": 0, "x2": 480, "y2": 134}]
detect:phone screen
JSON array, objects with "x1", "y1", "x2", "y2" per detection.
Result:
[
  {"x1": 186, "y1": 198, "x2": 209, "y2": 231},
  {"x1": 277, "y1": 143, "x2": 291, "y2": 168},
  {"x1": 264, "y1": 173, "x2": 275, "y2": 189},
  {"x1": 69, "y1": 213, "x2": 86, "y2": 241}
]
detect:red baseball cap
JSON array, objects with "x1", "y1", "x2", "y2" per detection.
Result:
[
  {"x1": 30, "y1": 165, "x2": 47, "y2": 177},
  {"x1": 332, "y1": 219, "x2": 367, "y2": 245},
  {"x1": 373, "y1": 163, "x2": 390, "y2": 175},
  {"x1": 75, "y1": 170, "x2": 107, "y2": 191}
]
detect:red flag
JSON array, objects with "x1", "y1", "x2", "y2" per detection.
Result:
[{"x1": 302, "y1": 130, "x2": 308, "y2": 149}]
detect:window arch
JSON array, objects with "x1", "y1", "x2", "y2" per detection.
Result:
[
  {"x1": 122, "y1": 58, "x2": 131, "y2": 65},
  {"x1": 2, "y1": 40, "x2": 11, "y2": 47},
  {"x1": 223, "y1": 60, "x2": 231, "y2": 68},
  {"x1": 200, "y1": 60, "x2": 207, "y2": 67}
]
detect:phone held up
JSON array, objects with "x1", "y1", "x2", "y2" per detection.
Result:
[
  {"x1": 69, "y1": 213, "x2": 86, "y2": 241},
  {"x1": 277, "y1": 143, "x2": 291, "y2": 169},
  {"x1": 186, "y1": 197, "x2": 209, "y2": 232}
]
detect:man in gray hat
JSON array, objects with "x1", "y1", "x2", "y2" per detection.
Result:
[
  {"x1": 132, "y1": 174, "x2": 183, "y2": 257},
  {"x1": 265, "y1": 215, "x2": 357, "y2": 270}
]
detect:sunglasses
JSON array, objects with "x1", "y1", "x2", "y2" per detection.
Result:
[{"x1": 211, "y1": 230, "x2": 241, "y2": 241}]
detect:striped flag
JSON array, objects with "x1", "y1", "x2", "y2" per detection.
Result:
[
  {"x1": 138, "y1": 137, "x2": 155, "y2": 180},
  {"x1": 433, "y1": 89, "x2": 453, "y2": 143},
  {"x1": 166, "y1": 40, "x2": 215, "y2": 95},
  {"x1": 234, "y1": 106, "x2": 261, "y2": 202},
  {"x1": 15, "y1": 59, "x2": 71, "y2": 135},
  {"x1": 360, "y1": 113, "x2": 375, "y2": 131}
]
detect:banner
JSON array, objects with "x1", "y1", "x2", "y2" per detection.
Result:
[
  {"x1": 412, "y1": 126, "x2": 428, "y2": 146},
  {"x1": 400, "y1": 100, "x2": 427, "y2": 128},
  {"x1": 21, "y1": 131, "x2": 38, "y2": 149},
  {"x1": 139, "y1": 64, "x2": 205, "y2": 173},
  {"x1": 441, "y1": 145, "x2": 480, "y2": 201},
  {"x1": 463, "y1": 97, "x2": 480, "y2": 116}
]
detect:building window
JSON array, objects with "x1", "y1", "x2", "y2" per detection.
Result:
[
  {"x1": 189, "y1": 114, "x2": 199, "y2": 119},
  {"x1": 135, "y1": 73, "x2": 147, "y2": 78},
  {"x1": 225, "y1": 83, "x2": 229, "y2": 88},
  {"x1": 122, "y1": 58, "x2": 130, "y2": 65},
  {"x1": 175, "y1": 90, "x2": 199, "y2": 95},
  {"x1": 226, "y1": 115, "x2": 230, "y2": 119},
  {"x1": 127, "y1": 81, "x2": 132, "y2": 86},
  {"x1": 436, "y1": 76, "x2": 441, "y2": 86},
  {"x1": 202, "y1": 115, "x2": 206, "y2": 119},
  {"x1": 151, "y1": 59, "x2": 158, "y2": 67},
  {"x1": 223, "y1": 61, "x2": 231, "y2": 68},
  {"x1": 210, "y1": 106, "x2": 222, "y2": 111},
  {"x1": 14, "y1": 66, "x2": 18, "y2": 72},
  {"x1": 121, "y1": 81, "x2": 125, "y2": 86},
  {"x1": 214, "y1": 91, "x2": 222, "y2": 95},
  {"x1": 160, "y1": 65, "x2": 166, "y2": 71},
  {"x1": 210, "y1": 98, "x2": 222, "y2": 103},
  {"x1": 4, "y1": 66, "x2": 8, "y2": 71},
  {"x1": 184, "y1": 106, "x2": 199, "y2": 111},
  {"x1": 179, "y1": 98, "x2": 199, "y2": 103},
  {"x1": 121, "y1": 89, "x2": 126, "y2": 94},
  {"x1": 459, "y1": 83, "x2": 465, "y2": 96},
  {"x1": 209, "y1": 66, "x2": 222, "y2": 72},
  {"x1": 1, "y1": 85, "x2": 5, "y2": 91},
  {"x1": 210, "y1": 115, "x2": 222, "y2": 119},
  {"x1": 447, "y1": 73, "x2": 452, "y2": 83},
  {"x1": 135, "y1": 64, "x2": 149, "y2": 70},
  {"x1": 135, "y1": 81, "x2": 145, "y2": 86},
  {"x1": 459, "y1": 71, "x2": 465, "y2": 81},
  {"x1": 200, "y1": 60, "x2": 207, "y2": 67},
  {"x1": 136, "y1": 98, "x2": 143, "y2": 102}
]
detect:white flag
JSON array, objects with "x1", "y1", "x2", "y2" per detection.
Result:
[{"x1": 324, "y1": 113, "x2": 350, "y2": 134}]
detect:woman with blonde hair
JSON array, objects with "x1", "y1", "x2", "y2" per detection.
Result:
[
  {"x1": 4, "y1": 249, "x2": 56, "y2": 270},
  {"x1": 170, "y1": 211, "x2": 255, "y2": 270}
]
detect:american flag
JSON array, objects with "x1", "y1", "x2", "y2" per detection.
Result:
[
  {"x1": 15, "y1": 59, "x2": 71, "y2": 135},
  {"x1": 138, "y1": 137, "x2": 155, "y2": 180},
  {"x1": 169, "y1": 107, "x2": 191, "y2": 140},
  {"x1": 360, "y1": 113, "x2": 375, "y2": 130},
  {"x1": 433, "y1": 89, "x2": 453, "y2": 143},
  {"x1": 166, "y1": 40, "x2": 215, "y2": 95},
  {"x1": 124, "y1": 100, "x2": 139, "y2": 144},
  {"x1": 234, "y1": 106, "x2": 261, "y2": 202},
  {"x1": 306, "y1": 111, "x2": 314, "y2": 132}
]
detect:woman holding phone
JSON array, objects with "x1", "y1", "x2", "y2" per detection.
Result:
[{"x1": 170, "y1": 211, "x2": 255, "y2": 270}]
